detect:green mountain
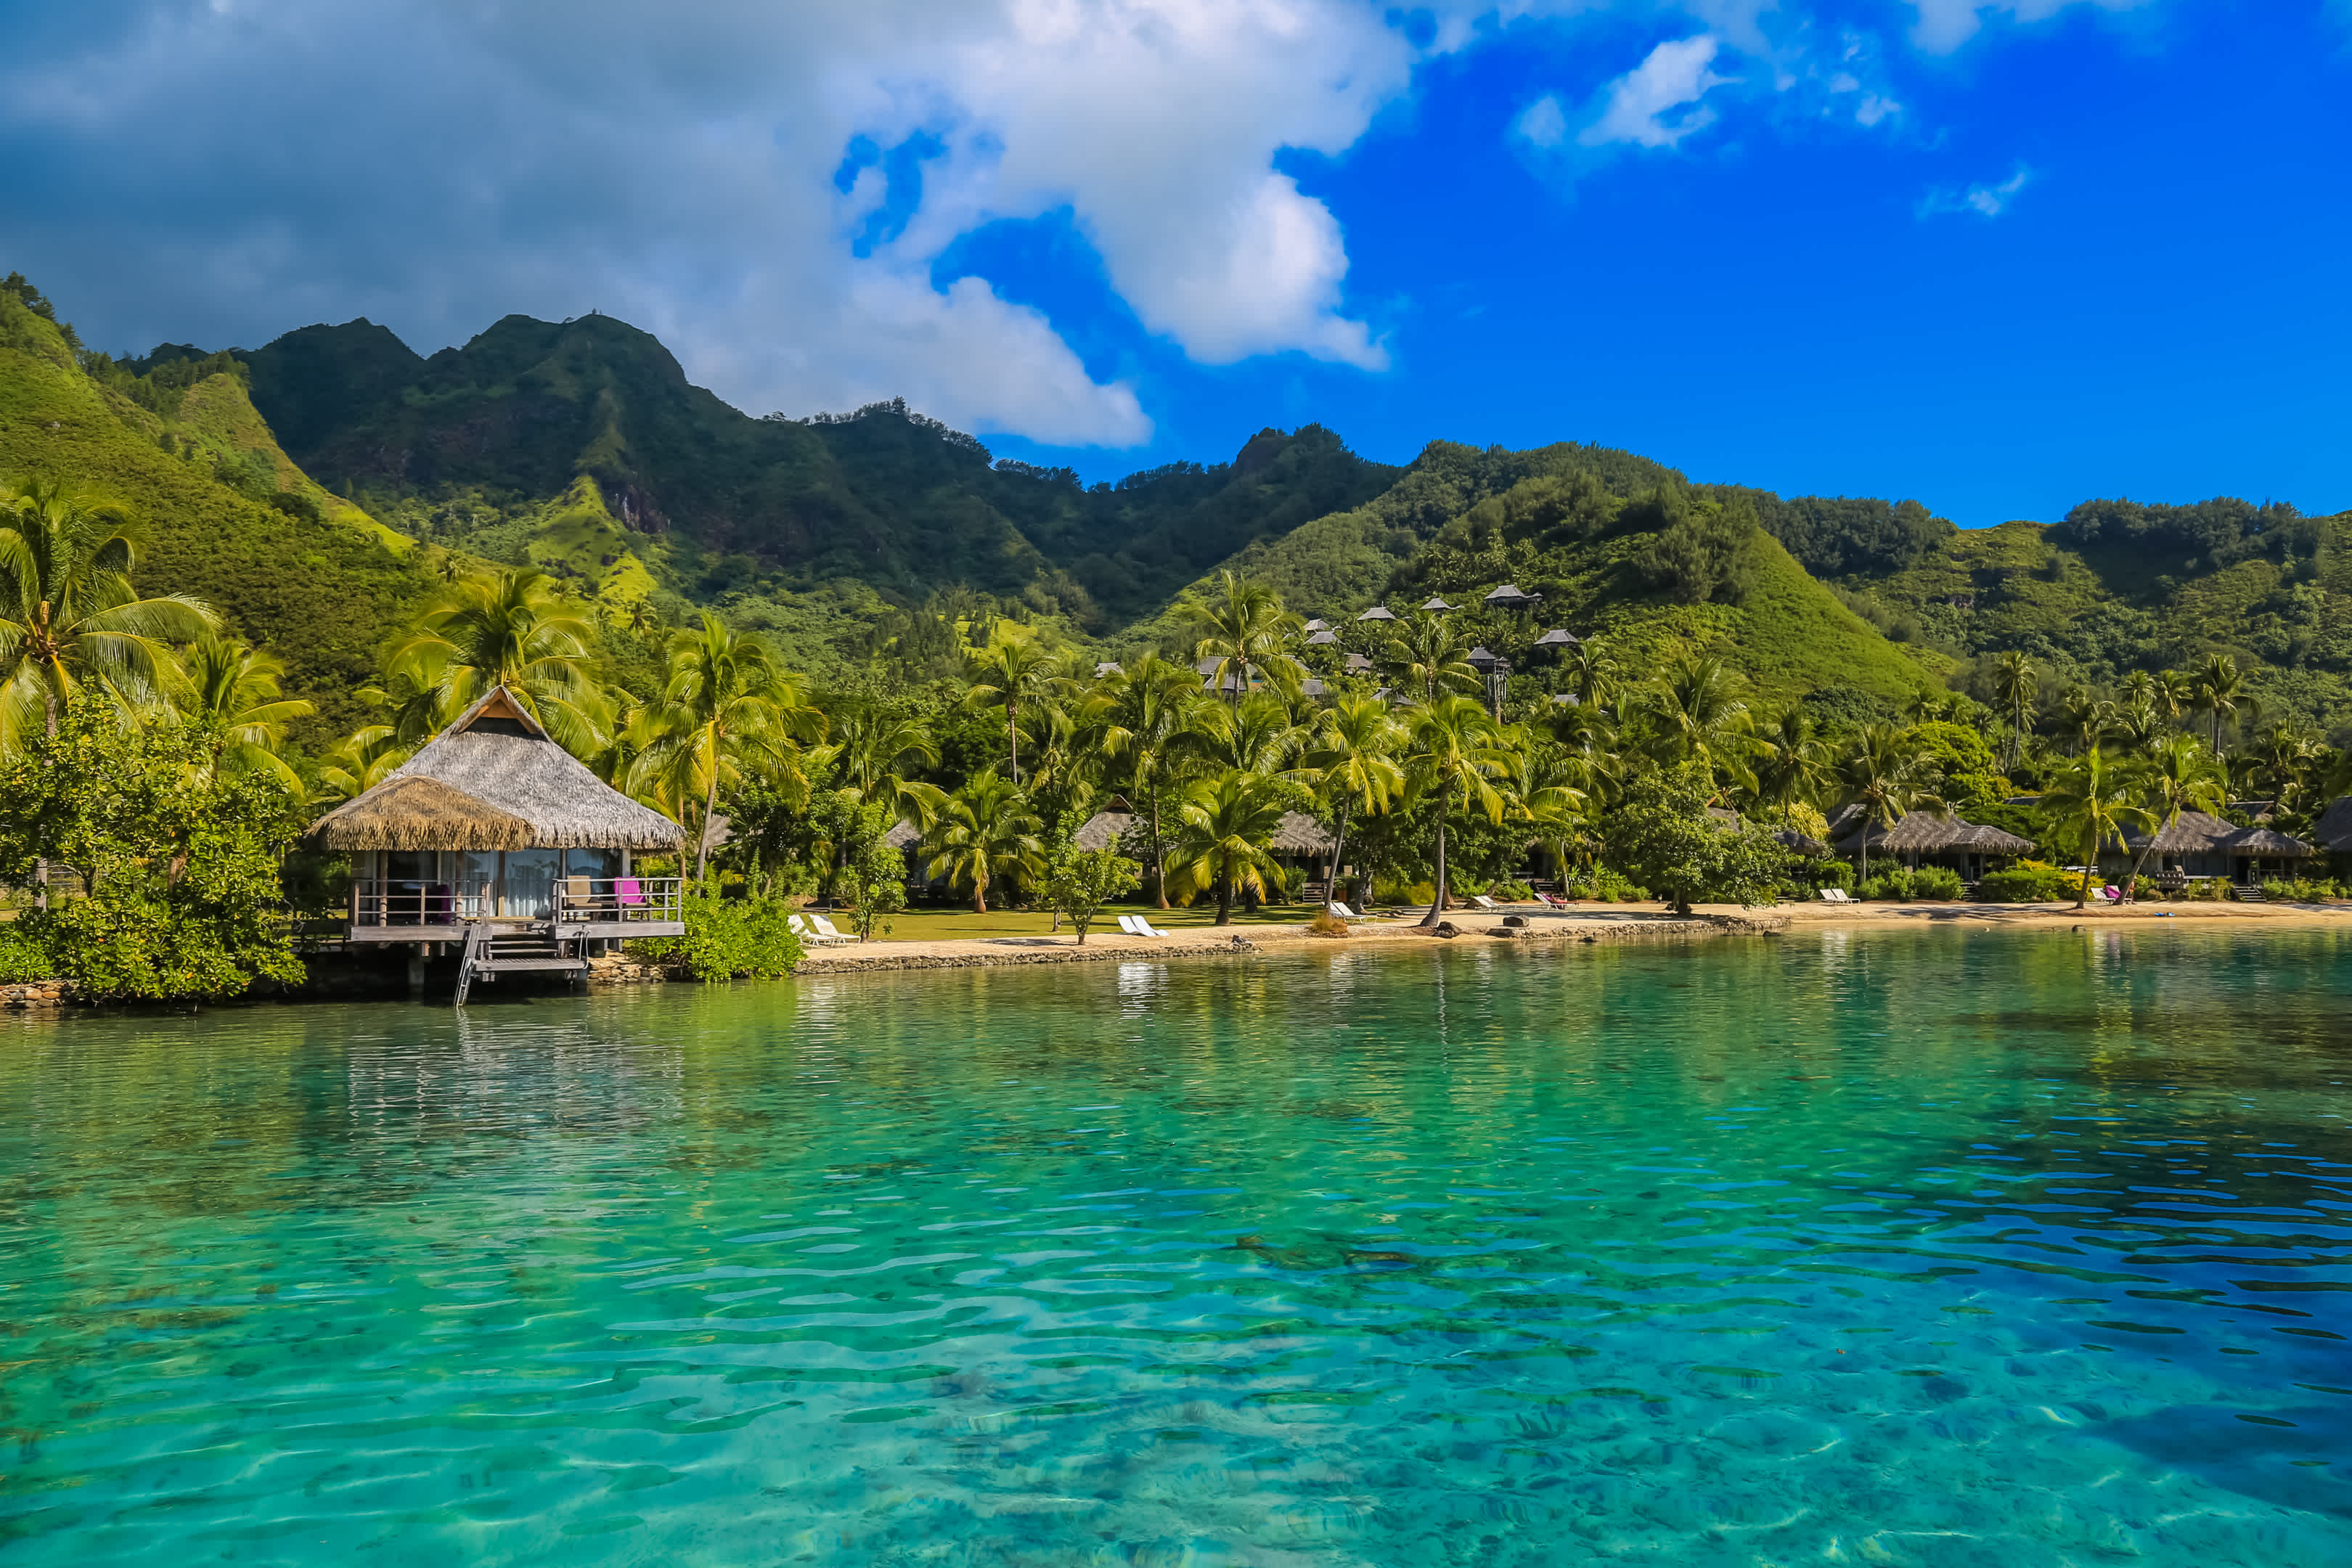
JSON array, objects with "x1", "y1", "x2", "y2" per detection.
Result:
[{"x1": 9, "y1": 275, "x2": 2344, "y2": 740}]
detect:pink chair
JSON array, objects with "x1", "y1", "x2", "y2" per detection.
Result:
[{"x1": 616, "y1": 878, "x2": 645, "y2": 907}]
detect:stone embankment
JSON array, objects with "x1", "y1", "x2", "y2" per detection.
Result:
[{"x1": 1, "y1": 979, "x2": 74, "y2": 1008}]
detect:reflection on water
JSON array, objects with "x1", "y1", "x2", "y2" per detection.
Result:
[{"x1": 1, "y1": 926, "x2": 2348, "y2": 1566}]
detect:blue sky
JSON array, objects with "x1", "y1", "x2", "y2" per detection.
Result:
[{"x1": 3, "y1": 1, "x2": 2347, "y2": 527}]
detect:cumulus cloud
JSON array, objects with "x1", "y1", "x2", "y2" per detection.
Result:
[
  {"x1": 1917, "y1": 165, "x2": 2033, "y2": 218},
  {"x1": 1908, "y1": 0, "x2": 2156, "y2": 55},
  {"x1": 1580, "y1": 35, "x2": 1735, "y2": 148}
]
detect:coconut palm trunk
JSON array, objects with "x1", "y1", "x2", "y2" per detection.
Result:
[
  {"x1": 1148, "y1": 785, "x2": 1169, "y2": 910},
  {"x1": 694, "y1": 761, "x2": 722, "y2": 882},
  {"x1": 1216, "y1": 852, "x2": 1234, "y2": 925},
  {"x1": 1420, "y1": 814, "x2": 1450, "y2": 926},
  {"x1": 1328, "y1": 799, "x2": 1352, "y2": 910}
]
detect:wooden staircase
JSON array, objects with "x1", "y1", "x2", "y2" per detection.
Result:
[{"x1": 453, "y1": 922, "x2": 588, "y2": 1005}]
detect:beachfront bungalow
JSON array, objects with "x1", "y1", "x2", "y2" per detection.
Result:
[
  {"x1": 1828, "y1": 806, "x2": 2036, "y2": 883},
  {"x1": 308, "y1": 688, "x2": 687, "y2": 956},
  {"x1": 2109, "y1": 812, "x2": 2319, "y2": 892}
]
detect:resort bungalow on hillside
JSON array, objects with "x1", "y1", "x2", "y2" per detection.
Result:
[
  {"x1": 2104, "y1": 810, "x2": 2319, "y2": 894},
  {"x1": 307, "y1": 687, "x2": 687, "y2": 992}
]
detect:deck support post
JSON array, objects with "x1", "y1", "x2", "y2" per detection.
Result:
[{"x1": 406, "y1": 947, "x2": 426, "y2": 995}]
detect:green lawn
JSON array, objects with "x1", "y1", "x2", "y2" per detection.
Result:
[{"x1": 860, "y1": 902, "x2": 1330, "y2": 942}]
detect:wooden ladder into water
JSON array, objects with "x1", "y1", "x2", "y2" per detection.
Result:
[{"x1": 453, "y1": 922, "x2": 587, "y2": 1005}]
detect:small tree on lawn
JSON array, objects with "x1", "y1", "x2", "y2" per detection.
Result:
[
  {"x1": 834, "y1": 799, "x2": 910, "y2": 942},
  {"x1": 1042, "y1": 840, "x2": 1142, "y2": 945}
]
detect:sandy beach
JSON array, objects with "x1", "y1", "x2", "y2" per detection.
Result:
[{"x1": 785, "y1": 894, "x2": 2352, "y2": 975}]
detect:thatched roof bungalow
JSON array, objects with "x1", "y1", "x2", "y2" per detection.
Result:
[
  {"x1": 1830, "y1": 806, "x2": 2035, "y2": 878},
  {"x1": 311, "y1": 687, "x2": 686, "y2": 940}
]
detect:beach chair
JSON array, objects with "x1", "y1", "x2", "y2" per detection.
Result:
[
  {"x1": 1469, "y1": 894, "x2": 1500, "y2": 911},
  {"x1": 1538, "y1": 891, "x2": 1572, "y2": 909},
  {"x1": 1137, "y1": 915, "x2": 1171, "y2": 936},
  {"x1": 788, "y1": 914, "x2": 849, "y2": 946},
  {"x1": 810, "y1": 914, "x2": 854, "y2": 942},
  {"x1": 1326, "y1": 901, "x2": 1370, "y2": 922},
  {"x1": 1818, "y1": 888, "x2": 1850, "y2": 904},
  {"x1": 1116, "y1": 914, "x2": 1151, "y2": 937}
]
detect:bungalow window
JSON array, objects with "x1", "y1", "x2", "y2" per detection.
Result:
[{"x1": 504, "y1": 848, "x2": 560, "y2": 918}]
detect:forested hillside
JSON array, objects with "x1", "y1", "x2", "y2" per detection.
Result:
[{"x1": 0, "y1": 278, "x2": 438, "y2": 741}]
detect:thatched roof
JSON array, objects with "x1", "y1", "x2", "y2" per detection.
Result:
[
  {"x1": 1074, "y1": 811, "x2": 1132, "y2": 851},
  {"x1": 881, "y1": 818, "x2": 922, "y2": 849},
  {"x1": 1832, "y1": 809, "x2": 1977, "y2": 854},
  {"x1": 309, "y1": 686, "x2": 683, "y2": 852},
  {"x1": 1956, "y1": 822, "x2": 2037, "y2": 856},
  {"x1": 1357, "y1": 605, "x2": 1395, "y2": 622},
  {"x1": 1420, "y1": 596, "x2": 1455, "y2": 612},
  {"x1": 307, "y1": 775, "x2": 533, "y2": 852},
  {"x1": 2122, "y1": 809, "x2": 2239, "y2": 854},
  {"x1": 1774, "y1": 827, "x2": 1831, "y2": 857},
  {"x1": 2314, "y1": 796, "x2": 2352, "y2": 853},
  {"x1": 2222, "y1": 826, "x2": 2316, "y2": 857},
  {"x1": 1534, "y1": 628, "x2": 1579, "y2": 648},
  {"x1": 1270, "y1": 812, "x2": 1336, "y2": 855}
]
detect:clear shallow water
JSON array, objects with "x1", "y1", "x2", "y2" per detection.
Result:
[{"x1": 2, "y1": 928, "x2": 2349, "y2": 1567}]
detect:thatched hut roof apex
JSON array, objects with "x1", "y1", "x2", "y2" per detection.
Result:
[
  {"x1": 2122, "y1": 809, "x2": 2238, "y2": 854},
  {"x1": 2221, "y1": 826, "x2": 2316, "y2": 857},
  {"x1": 1074, "y1": 811, "x2": 1132, "y2": 852},
  {"x1": 1270, "y1": 812, "x2": 1335, "y2": 855},
  {"x1": 309, "y1": 685, "x2": 684, "y2": 852},
  {"x1": 2314, "y1": 796, "x2": 2352, "y2": 853},
  {"x1": 1832, "y1": 809, "x2": 1976, "y2": 854}
]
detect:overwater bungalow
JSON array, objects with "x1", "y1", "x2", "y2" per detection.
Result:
[{"x1": 308, "y1": 688, "x2": 687, "y2": 980}]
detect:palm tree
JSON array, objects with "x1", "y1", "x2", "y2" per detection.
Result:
[
  {"x1": 1838, "y1": 724, "x2": 1945, "y2": 887},
  {"x1": 1641, "y1": 654, "x2": 1756, "y2": 799},
  {"x1": 1752, "y1": 706, "x2": 1829, "y2": 830},
  {"x1": 1299, "y1": 693, "x2": 1403, "y2": 909},
  {"x1": 385, "y1": 567, "x2": 605, "y2": 750},
  {"x1": 1498, "y1": 735, "x2": 1591, "y2": 897},
  {"x1": 1381, "y1": 612, "x2": 1479, "y2": 702},
  {"x1": 817, "y1": 706, "x2": 949, "y2": 830},
  {"x1": 1167, "y1": 767, "x2": 1292, "y2": 925},
  {"x1": 1993, "y1": 650, "x2": 2038, "y2": 769},
  {"x1": 1087, "y1": 654, "x2": 1210, "y2": 907},
  {"x1": 2154, "y1": 668, "x2": 2197, "y2": 729},
  {"x1": 176, "y1": 637, "x2": 314, "y2": 788},
  {"x1": 313, "y1": 724, "x2": 408, "y2": 807},
  {"x1": 962, "y1": 621, "x2": 1058, "y2": 781},
  {"x1": 1402, "y1": 693, "x2": 1511, "y2": 926},
  {"x1": 2192, "y1": 653, "x2": 2258, "y2": 755},
  {"x1": 0, "y1": 477, "x2": 217, "y2": 748},
  {"x1": 1183, "y1": 571, "x2": 1301, "y2": 703},
  {"x1": 2041, "y1": 748, "x2": 2154, "y2": 909},
  {"x1": 1562, "y1": 640, "x2": 1620, "y2": 713},
  {"x1": 1197, "y1": 690, "x2": 1304, "y2": 775},
  {"x1": 920, "y1": 773, "x2": 1045, "y2": 913},
  {"x1": 643, "y1": 614, "x2": 820, "y2": 881},
  {"x1": 2119, "y1": 733, "x2": 2227, "y2": 900},
  {"x1": 2108, "y1": 696, "x2": 2166, "y2": 758},
  {"x1": 2054, "y1": 685, "x2": 2113, "y2": 757}
]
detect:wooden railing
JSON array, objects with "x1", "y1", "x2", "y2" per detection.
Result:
[
  {"x1": 351, "y1": 878, "x2": 494, "y2": 927},
  {"x1": 555, "y1": 875, "x2": 684, "y2": 924}
]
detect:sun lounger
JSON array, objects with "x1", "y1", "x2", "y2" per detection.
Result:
[
  {"x1": 1818, "y1": 888, "x2": 1852, "y2": 903},
  {"x1": 788, "y1": 914, "x2": 849, "y2": 945},
  {"x1": 810, "y1": 914, "x2": 854, "y2": 942},
  {"x1": 1469, "y1": 894, "x2": 1499, "y2": 910},
  {"x1": 1538, "y1": 892, "x2": 1572, "y2": 909},
  {"x1": 1137, "y1": 915, "x2": 1171, "y2": 936},
  {"x1": 1117, "y1": 914, "x2": 1153, "y2": 937},
  {"x1": 1326, "y1": 902, "x2": 1371, "y2": 921}
]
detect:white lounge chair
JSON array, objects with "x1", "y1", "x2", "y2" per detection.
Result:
[
  {"x1": 789, "y1": 914, "x2": 850, "y2": 945},
  {"x1": 1326, "y1": 901, "x2": 1371, "y2": 921},
  {"x1": 1818, "y1": 888, "x2": 1852, "y2": 904},
  {"x1": 810, "y1": 914, "x2": 855, "y2": 942},
  {"x1": 1133, "y1": 915, "x2": 1169, "y2": 937},
  {"x1": 1116, "y1": 914, "x2": 1150, "y2": 937},
  {"x1": 1469, "y1": 894, "x2": 1500, "y2": 911}
]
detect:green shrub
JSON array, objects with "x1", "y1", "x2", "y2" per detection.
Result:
[
  {"x1": 632, "y1": 887, "x2": 804, "y2": 981},
  {"x1": 1977, "y1": 865, "x2": 2077, "y2": 904},
  {"x1": 1563, "y1": 866, "x2": 1647, "y2": 902},
  {"x1": 0, "y1": 923, "x2": 54, "y2": 984},
  {"x1": 2263, "y1": 880, "x2": 2297, "y2": 903},
  {"x1": 1813, "y1": 859, "x2": 1855, "y2": 891},
  {"x1": 1858, "y1": 870, "x2": 1911, "y2": 902},
  {"x1": 1909, "y1": 866, "x2": 1965, "y2": 901}
]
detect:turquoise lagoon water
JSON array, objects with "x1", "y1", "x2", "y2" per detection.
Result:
[{"x1": 2, "y1": 926, "x2": 2349, "y2": 1566}]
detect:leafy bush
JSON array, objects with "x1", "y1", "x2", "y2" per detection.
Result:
[
  {"x1": 1858, "y1": 870, "x2": 1912, "y2": 902},
  {"x1": 1601, "y1": 770, "x2": 1792, "y2": 913},
  {"x1": 1486, "y1": 880, "x2": 1535, "y2": 902},
  {"x1": 632, "y1": 887, "x2": 804, "y2": 981},
  {"x1": 1909, "y1": 866, "x2": 1965, "y2": 901},
  {"x1": 1306, "y1": 910, "x2": 1349, "y2": 938},
  {"x1": 1977, "y1": 864, "x2": 2078, "y2": 904},
  {"x1": 0, "y1": 703, "x2": 306, "y2": 1000},
  {"x1": 0, "y1": 923, "x2": 54, "y2": 984},
  {"x1": 1812, "y1": 859, "x2": 1855, "y2": 890},
  {"x1": 1040, "y1": 844, "x2": 1142, "y2": 944},
  {"x1": 1561, "y1": 866, "x2": 1648, "y2": 902}
]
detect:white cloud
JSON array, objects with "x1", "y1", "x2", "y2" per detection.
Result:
[
  {"x1": 1908, "y1": 0, "x2": 2156, "y2": 55},
  {"x1": 1580, "y1": 34, "x2": 1734, "y2": 149},
  {"x1": 1514, "y1": 94, "x2": 1572, "y2": 150},
  {"x1": 1918, "y1": 165, "x2": 2033, "y2": 218}
]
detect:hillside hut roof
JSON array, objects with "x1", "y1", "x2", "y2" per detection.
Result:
[
  {"x1": 1344, "y1": 652, "x2": 1374, "y2": 673},
  {"x1": 1299, "y1": 677, "x2": 1328, "y2": 698},
  {"x1": 1302, "y1": 618, "x2": 1328, "y2": 632},
  {"x1": 1307, "y1": 628, "x2": 1338, "y2": 645},
  {"x1": 310, "y1": 686, "x2": 684, "y2": 852},
  {"x1": 881, "y1": 819, "x2": 922, "y2": 849},
  {"x1": 2122, "y1": 809, "x2": 2238, "y2": 854},
  {"x1": 1483, "y1": 583, "x2": 1540, "y2": 608},
  {"x1": 1094, "y1": 661, "x2": 1123, "y2": 678},
  {"x1": 2221, "y1": 826, "x2": 2316, "y2": 857},
  {"x1": 1357, "y1": 605, "x2": 1395, "y2": 622},
  {"x1": 1074, "y1": 811, "x2": 1132, "y2": 851},
  {"x1": 2314, "y1": 796, "x2": 2352, "y2": 852},
  {"x1": 1534, "y1": 628, "x2": 1579, "y2": 648},
  {"x1": 1774, "y1": 827, "x2": 1831, "y2": 858},
  {"x1": 306, "y1": 775, "x2": 534, "y2": 852},
  {"x1": 1420, "y1": 596, "x2": 1455, "y2": 613},
  {"x1": 1269, "y1": 812, "x2": 1336, "y2": 855},
  {"x1": 1466, "y1": 645, "x2": 1499, "y2": 669}
]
